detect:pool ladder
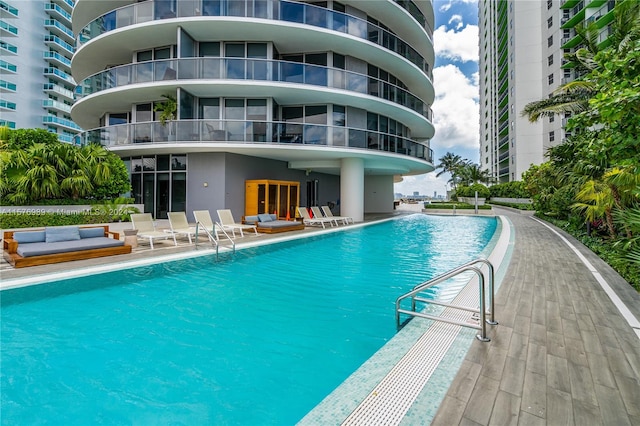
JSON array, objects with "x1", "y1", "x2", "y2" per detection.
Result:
[
  {"x1": 395, "y1": 258, "x2": 497, "y2": 342},
  {"x1": 195, "y1": 221, "x2": 235, "y2": 259}
]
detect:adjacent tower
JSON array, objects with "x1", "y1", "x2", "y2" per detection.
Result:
[
  {"x1": 479, "y1": 0, "x2": 618, "y2": 183},
  {"x1": 1, "y1": 0, "x2": 80, "y2": 142}
]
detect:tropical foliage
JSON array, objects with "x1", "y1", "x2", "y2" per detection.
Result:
[
  {"x1": 521, "y1": 0, "x2": 640, "y2": 289},
  {"x1": 435, "y1": 152, "x2": 493, "y2": 191},
  {"x1": 0, "y1": 127, "x2": 131, "y2": 205}
]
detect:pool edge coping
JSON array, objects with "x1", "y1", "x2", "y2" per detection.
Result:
[{"x1": 298, "y1": 214, "x2": 514, "y2": 425}]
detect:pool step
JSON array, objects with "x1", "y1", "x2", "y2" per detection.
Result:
[{"x1": 341, "y1": 277, "x2": 482, "y2": 425}]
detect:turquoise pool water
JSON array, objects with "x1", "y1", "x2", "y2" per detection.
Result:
[{"x1": 1, "y1": 215, "x2": 497, "y2": 425}]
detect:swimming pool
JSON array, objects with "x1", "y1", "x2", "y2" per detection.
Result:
[{"x1": 1, "y1": 214, "x2": 497, "y2": 425}]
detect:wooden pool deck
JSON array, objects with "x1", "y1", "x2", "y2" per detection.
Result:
[{"x1": 431, "y1": 208, "x2": 640, "y2": 426}]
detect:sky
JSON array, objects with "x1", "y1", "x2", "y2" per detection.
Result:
[{"x1": 394, "y1": 0, "x2": 479, "y2": 197}]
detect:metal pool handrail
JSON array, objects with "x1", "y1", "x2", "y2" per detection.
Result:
[
  {"x1": 195, "y1": 221, "x2": 235, "y2": 259},
  {"x1": 395, "y1": 258, "x2": 498, "y2": 342}
]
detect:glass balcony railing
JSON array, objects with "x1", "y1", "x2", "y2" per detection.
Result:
[
  {"x1": 77, "y1": 58, "x2": 432, "y2": 121},
  {"x1": 74, "y1": 119, "x2": 433, "y2": 163},
  {"x1": 77, "y1": 0, "x2": 431, "y2": 75},
  {"x1": 42, "y1": 115, "x2": 81, "y2": 131}
]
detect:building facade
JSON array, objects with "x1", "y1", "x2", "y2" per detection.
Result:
[
  {"x1": 0, "y1": 0, "x2": 81, "y2": 143},
  {"x1": 70, "y1": 0, "x2": 436, "y2": 221},
  {"x1": 479, "y1": 0, "x2": 617, "y2": 183}
]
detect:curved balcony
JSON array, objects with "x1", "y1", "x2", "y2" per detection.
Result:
[
  {"x1": 76, "y1": 0, "x2": 431, "y2": 76},
  {"x1": 77, "y1": 58, "x2": 432, "y2": 121},
  {"x1": 74, "y1": 119, "x2": 433, "y2": 164}
]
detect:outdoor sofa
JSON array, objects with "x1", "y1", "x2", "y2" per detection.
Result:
[
  {"x1": 242, "y1": 213, "x2": 305, "y2": 234},
  {"x1": 3, "y1": 225, "x2": 131, "y2": 268}
]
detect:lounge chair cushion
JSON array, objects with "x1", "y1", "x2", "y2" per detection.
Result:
[
  {"x1": 256, "y1": 220, "x2": 299, "y2": 229},
  {"x1": 79, "y1": 227, "x2": 105, "y2": 239},
  {"x1": 257, "y1": 213, "x2": 273, "y2": 223},
  {"x1": 13, "y1": 230, "x2": 46, "y2": 244},
  {"x1": 17, "y1": 237, "x2": 125, "y2": 257},
  {"x1": 45, "y1": 226, "x2": 81, "y2": 243}
]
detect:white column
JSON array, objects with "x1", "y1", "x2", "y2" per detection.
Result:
[{"x1": 340, "y1": 157, "x2": 364, "y2": 222}]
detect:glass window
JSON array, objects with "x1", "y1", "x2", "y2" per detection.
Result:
[
  {"x1": 247, "y1": 99, "x2": 267, "y2": 120},
  {"x1": 305, "y1": 105, "x2": 327, "y2": 124},
  {"x1": 202, "y1": 0, "x2": 221, "y2": 16},
  {"x1": 109, "y1": 113, "x2": 128, "y2": 125},
  {"x1": 135, "y1": 104, "x2": 152, "y2": 122},
  {"x1": 333, "y1": 53, "x2": 345, "y2": 69},
  {"x1": 333, "y1": 105, "x2": 345, "y2": 126},
  {"x1": 199, "y1": 42, "x2": 220, "y2": 57},
  {"x1": 225, "y1": 43, "x2": 245, "y2": 57},
  {"x1": 157, "y1": 154, "x2": 170, "y2": 170},
  {"x1": 224, "y1": 99, "x2": 245, "y2": 119},
  {"x1": 155, "y1": 47, "x2": 171, "y2": 59},
  {"x1": 367, "y1": 112, "x2": 378, "y2": 131},
  {"x1": 171, "y1": 155, "x2": 187, "y2": 170},
  {"x1": 247, "y1": 43, "x2": 267, "y2": 58},
  {"x1": 171, "y1": 172, "x2": 186, "y2": 212},
  {"x1": 142, "y1": 156, "x2": 156, "y2": 171},
  {"x1": 200, "y1": 98, "x2": 220, "y2": 119},
  {"x1": 137, "y1": 50, "x2": 153, "y2": 62},
  {"x1": 306, "y1": 53, "x2": 327, "y2": 66},
  {"x1": 283, "y1": 107, "x2": 303, "y2": 122}
]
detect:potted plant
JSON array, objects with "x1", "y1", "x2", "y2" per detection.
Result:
[{"x1": 154, "y1": 94, "x2": 177, "y2": 140}]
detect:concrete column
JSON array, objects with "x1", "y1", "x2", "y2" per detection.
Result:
[{"x1": 340, "y1": 157, "x2": 364, "y2": 222}]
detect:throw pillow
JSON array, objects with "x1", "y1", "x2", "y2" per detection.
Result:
[
  {"x1": 257, "y1": 213, "x2": 273, "y2": 223},
  {"x1": 45, "y1": 226, "x2": 81, "y2": 243}
]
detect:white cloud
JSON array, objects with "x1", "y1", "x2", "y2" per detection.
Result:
[
  {"x1": 434, "y1": 24, "x2": 479, "y2": 62},
  {"x1": 432, "y1": 65, "x2": 479, "y2": 151},
  {"x1": 448, "y1": 14, "x2": 464, "y2": 30},
  {"x1": 438, "y1": 0, "x2": 478, "y2": 14}
]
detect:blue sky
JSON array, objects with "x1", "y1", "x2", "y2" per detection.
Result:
[{"x1": 394, "y1": 0, "x2": 479, "y2": 197}]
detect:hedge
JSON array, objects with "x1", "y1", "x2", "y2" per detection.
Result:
[
  {"x1": 423, "y1": 202, "x2": 492, "y2": 210},
  {"x1": 0, "y1": 212, "x2": 113, "y2": 229}
]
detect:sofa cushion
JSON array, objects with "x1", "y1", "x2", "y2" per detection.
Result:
[
  {"x1": 17, "y1": 237, "x2": 124, "y2": 258},
  {"x1": 13, "y1": 230, "x2": 46, "y2": 244},
  {"x1": 258, "y1": 220, "x2": 300, "y2": 228},
  {"x1": 245, "y1": 215, "x2": 259, "y2": 223},
  {"x1": 269, "y1": 214, "x2": 277, "y2": 221},
  {"x1": 45, "y1": 226, "x2": 80, "y2": 243},
  {"x1": 257, "y1": 213, "x2": 273, "y2": 223},
  {"x1": 79, "y1": 227, "x2": 105, "y2": 239}
]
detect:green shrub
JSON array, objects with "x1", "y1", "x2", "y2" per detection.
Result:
[
  {"x1": 489, "y1": 181, "x2": 530, "y2": 198},
  {"x1": 456, "y1": 183, "x2": 491, "y2": 199},
  {"x1": 423, "y1": 202, "x2": 492, "y2": 210},
  {"x1": 0, "y1": 212, "x2": 112, "y2": 229}
]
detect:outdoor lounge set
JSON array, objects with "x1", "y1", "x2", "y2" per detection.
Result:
[
  {"x1": 2, "y1": 207, "x2": 354, "y2": 267},
  {"x1": 2, "y1": 225, "x2": 131, "y2": 268}
]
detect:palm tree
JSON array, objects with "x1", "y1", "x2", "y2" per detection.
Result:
[
  {"x1": 435, "y1": 152, "x2": 467, "y2": 190},
  {"x1": 571, "y1": 179, "x2": 616, "y2": 239}
]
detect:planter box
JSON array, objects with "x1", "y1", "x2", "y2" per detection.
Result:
[{"x1": 458, "y1": 197, "x2": 486, "y2": 206}]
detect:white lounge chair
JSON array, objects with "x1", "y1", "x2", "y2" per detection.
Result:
[
  {"x1": 131, "y1": 213, "x2": 175, "y2": 249},
  {"x1": 167, "y1": 212, "x2": 197, "y2": 244},
  {"x1": 310, "y1": 206, "x2": 340, "y2": 227},
  {"x1": 193, "y1": 210, "x2": 230, "y2": 241},
  {"x1": 217, "y1": 209, "x2": 258, "y2": 237},
  {"x1": 297, "y1": 206, "x2": 334, "y2": 228},
  {"x1": 321, "y1": 205, "x2": 353, "y2": 224}
]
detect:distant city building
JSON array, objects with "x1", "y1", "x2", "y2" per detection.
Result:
[
  {"x1": 0, "y1": 0, "x2": 81, "y2": 143},
  {"x1": 478, "y1": 0, "x2": 617, "y2": 183}
]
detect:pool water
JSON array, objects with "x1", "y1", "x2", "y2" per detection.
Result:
[{"x1": 1, "y1": 215, "x2": 497, "y2": 425}]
